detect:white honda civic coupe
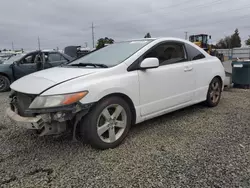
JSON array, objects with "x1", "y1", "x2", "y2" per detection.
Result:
[{"x1": 6, "y1": 37, "x2": 225, "y2": 149}]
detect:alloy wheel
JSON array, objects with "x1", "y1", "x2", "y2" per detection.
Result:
[
  {"x1": 210, "y1": 80, "x2": 221, "y2": 104},
  {"x1": 97, "y1": 104, "x2": 127, "y2": 143}
]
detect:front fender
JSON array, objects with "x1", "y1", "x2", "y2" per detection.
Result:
[
  {"x1": 78, "y1": 79, "x2": 139, "y2": 106},
  {"x1": 94, "y1": 87, "x2": 133, "y2": 102}
]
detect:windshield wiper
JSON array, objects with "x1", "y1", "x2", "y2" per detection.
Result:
[{"x1": 70, "y1": 63, "x2": 108, "y2": 68}]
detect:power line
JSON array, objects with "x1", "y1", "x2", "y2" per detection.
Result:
[
  {"x1": 79, "y1": 0, "x2": 225, "y2": 31},
  {"x1": 95, "y1": 12, "x2": 250, "y2": 41},
  {"x1": 165, "y1": 5, "x2": 250, "y2": 30},
  {"x1": 79, "y1": 1, "x2": 250, "y2": 38},
  {"x1": 26, "y1": 23, "x2": 250, "y2": 50},
  {"x1": 91, "y1": 22, "x2": 95, "y2": 48},
  {"x1": 38, "y1": 36, "x2": 40, "y2": 50},
  {"x1": 185, "y1": 32, "x2": 188, "y2": 40},
  {"x1": 14, "y1": 1, "x2": 250, "y2": 49},
  {"x1": 170, "y1": 13, "x2": 250, "y2": 32},
  {"x1": 77, "y1": 1, "x2": 250, "y2": 41},
  {"x1": 187, "y1": 0, "x2": 225, "y2": 9},
  {"x1": 88, "y1": 0, "x2": 229, "y2": 29},
  {"x1": 30, "y1": 11, "x2": 250, "y2": 47},
  {"x1": 85, "y1": 0, "x2": 190, "y2": 29},
  {"x1": 131, "y1": 4, "x2": 250, "y2": 31}
]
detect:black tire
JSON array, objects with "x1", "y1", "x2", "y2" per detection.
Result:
[
  {"x1": 205, "y1": 77, "x2": 222, "y2": 107},
  {"x1": 0, "y1": 75, "x2": 10, "y2": 92},
  {"x1": 80, "y1": 96, "x2": 132, "y2": 150}
]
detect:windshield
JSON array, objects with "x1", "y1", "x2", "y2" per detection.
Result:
[
  {"x1": 68, "y1": 40, "x2": 153, "y2": 67},
  {"x1": 3, "y1": 54, "x2": 26, "y2": 64}
]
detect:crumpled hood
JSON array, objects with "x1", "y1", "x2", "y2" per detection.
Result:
[{"x1": 10, "y1": 67, "x2": 100, "y2": 94}]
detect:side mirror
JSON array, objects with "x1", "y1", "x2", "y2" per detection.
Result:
[{"x1": 140, "y1": 58, "x2": 159, "y2": 69}]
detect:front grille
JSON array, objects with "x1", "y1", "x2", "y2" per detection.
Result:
[{"x1": 10, "y1": 92, "x2": 37, "y2": 117}]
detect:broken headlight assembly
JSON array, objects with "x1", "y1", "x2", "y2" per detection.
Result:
[{"x1": 29, "y1": 91, "x2": 88, "y2": 109}]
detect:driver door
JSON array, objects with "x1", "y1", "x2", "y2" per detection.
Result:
[
  {"x1": 138, "y1": 41, "x2": 196, "y2": 117},
  {"x1": 12, "y1": 53, "x2": 38, "y2": 80}
]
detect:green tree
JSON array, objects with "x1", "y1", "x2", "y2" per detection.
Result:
[
  {"x1": 230, "y1": 28, "x2": 241, "y2": 48},
  {"x1": 96, "y1": 37, "x2": 114, "y2": 49},
  {"x1": 144, "y1": 33, "x2": 151, "y2": 38},
  {"x1": 216, "y1": 29, "x2": 242, "y2": 49},
  {"x1": 216, "y1": 36, "x2": 231, "y2": 49},
  {"x1": 245, "y1": 36, "x2": 250, "y2": 46}
]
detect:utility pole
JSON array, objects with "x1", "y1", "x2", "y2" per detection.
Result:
[
  {"x1": 11, "y1": 42, "x2": 14, "y2": 51},
  {"x1": 91, "y1": 22, "x2": 95, "y2": 48},
  {"x1": 38, "y1": 36, "x2": 41, "y2": 50},
  {"x1": 85, "y1": 42, "x2": 88, "y2": 47},
  {"x1": 185, "y1": 32, "x2": 188, "y2": 40}
]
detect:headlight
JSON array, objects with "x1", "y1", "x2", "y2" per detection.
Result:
[{"x1": 29, "y1": 91, "x2": 88, "y2": 109}]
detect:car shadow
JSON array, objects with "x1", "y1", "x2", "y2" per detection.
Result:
[
  {"x1": 130, "y1": 103, "x2": 207, "y2": 136},
  {"x1": 42, "y1": 103, "x2": 206, "y2": 142}
]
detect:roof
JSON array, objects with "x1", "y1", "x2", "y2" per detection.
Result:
[
  {"x1": 41, "y1": 49, "x2": 57, "y2": 52},
  {"x1": 117, "y1": 37, "x2": 192, "y2": 42},
  {"x1": 189, "y1": 34, "x2": 209, "y2": 36},
  {"x1": 24, "y1": 49, "x2": 60, "y2": 54},
  {"x1": 117, "y1": 38, "x2": 156, "y2": 42}
]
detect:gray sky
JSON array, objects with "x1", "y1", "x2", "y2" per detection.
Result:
[{"x1": 0, "y1": 0, "x2": 250, "y2": 50}]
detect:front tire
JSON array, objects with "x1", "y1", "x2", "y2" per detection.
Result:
[
  {"x1": 80, "y1": 96, "x2": 132, "y2": 149},
  {"x1": 205, "y1": 77, "x2": 222, "y2": 107},
  {"x1": 0, "y1": 75, "x2": 10, "y2": 92}
]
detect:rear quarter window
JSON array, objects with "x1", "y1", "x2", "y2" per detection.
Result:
[{"x1": 185, "y1": 43, "x2": 206, "y2": 61}]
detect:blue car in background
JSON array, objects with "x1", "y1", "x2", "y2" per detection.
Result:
[
  {"x1": 0, "y1": 54, "x2": 14, "y2": 64},
  {"x1": 0, "y1": 50, "x2": 73, "y2": 92}
]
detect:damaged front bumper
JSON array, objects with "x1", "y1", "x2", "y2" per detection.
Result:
[
  {"x1": 6, "y1": 107, "x2": 68, "y2": 136},
  {"x1": 6, "y1": 107, "x2": 43, "y2": 129},
  {"x1": 6, "y1": 102, "x2": 93, "y2": 136}
]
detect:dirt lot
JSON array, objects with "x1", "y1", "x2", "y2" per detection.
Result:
[{"x1": 0, "y1": 89, "x2": 250, "y2": 188}]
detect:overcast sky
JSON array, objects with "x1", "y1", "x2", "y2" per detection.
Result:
[{"x1": 0, "y1": 0, "x2": 250, "y2": 50}]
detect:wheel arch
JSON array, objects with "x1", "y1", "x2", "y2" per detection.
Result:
[
  {"x1": 214, "y1": 75, "x2": 223, "y2": 89},
  {"x1": 0, "y1": 72, "x2": 11, "y2": 82},
  {"x1": 97, "y1": 93, "x2": 137, "y2": 125}
]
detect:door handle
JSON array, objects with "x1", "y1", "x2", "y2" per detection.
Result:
[{"x1": 184, "y1": 66, "x2": 193, "y2": 72}]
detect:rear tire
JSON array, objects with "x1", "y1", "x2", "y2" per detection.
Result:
[
  {"x1": 205, "y1": 77, "x2": 222, "y2": 107},
  {"x1": 80, "y1": 96, "x2": 132, "y2": 150},
  {"x1": 0, "y1": 75, "x2": 10, "y2": 92}
]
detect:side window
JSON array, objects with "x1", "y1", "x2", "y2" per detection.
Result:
[
  {"x1": 48, "y1": 53, "x2": 62, "y2": 62},
  {"x1": 34, "y1": 54, "x2": 42, "y2": 63},
  {"x1": 21, "y1": 54, "x2": 34, "y2": 64},
  {"x1": 185, "y1": 43, "x2": 205, "y2": 61},
  {"x1": 44, "y1": 54, "x2": 49, "y2": 63},
  {"x1": 60, "y1": 55, "x2": 68, "y2": 61},
  {"x1": 143, "y1": 42, "x2": 187, "y2": 66}
]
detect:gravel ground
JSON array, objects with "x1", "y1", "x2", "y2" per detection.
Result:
[{"x1": 0, "y1": 89, "x2": 250, "y2": 188}]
